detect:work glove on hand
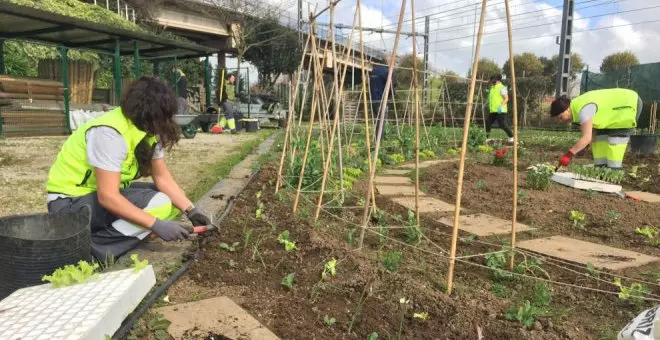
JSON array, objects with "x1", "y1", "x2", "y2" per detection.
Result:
[
  {"x1": 151, "y1": 219, "x2": 189, "y2": 241},
  {"x1": 497, "y1": 105, "x2": 503, "y2": 114},
  {"x1": 559, "y1": 151, "x2": 574, "y2": 167},
  {"x1": 186, "y1": 207, "x2": 212, "y2": 226}
]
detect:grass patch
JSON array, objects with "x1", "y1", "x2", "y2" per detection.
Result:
[{"x1": 186, "y1": 130, "x2": 275, "y2": 202}]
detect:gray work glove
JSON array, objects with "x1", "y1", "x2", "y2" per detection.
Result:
[
  {"x1": 186, "y1": 207, "x2": 212, "y2": 226},
  {"x1": 151, "y1": 219, "x2": 189, "y2": 241}
]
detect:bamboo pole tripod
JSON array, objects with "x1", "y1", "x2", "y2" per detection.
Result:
[{"x1": 445, "y1": 0, "x2": 519, "y2": 294}]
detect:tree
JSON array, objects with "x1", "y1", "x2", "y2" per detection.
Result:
[
  {"x1": 543, "y1": 53, "x2": 585, "y2": 79},
  {"x1": 600, "y1": 51, "x2": 639, "y2": 72},
  {"x1": 475, "y1": 58, "x2": 501, "y2": 80},
  {"x1": 502, "y1": 52, "x2": 544, "y2": 79},
  {"x1": 243, "y1": 19, "x2": 301, "y2": 90},
  {"x1": 395, "y1": 54, "x2": 426, "y2": 89}
]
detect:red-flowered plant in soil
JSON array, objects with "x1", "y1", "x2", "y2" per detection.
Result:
[{"x1": 492, "y1": 147, "x2": 509, "y2": 166}]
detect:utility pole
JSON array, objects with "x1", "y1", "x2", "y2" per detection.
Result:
[
  {"x1": 423, "y1": 16, "x2": 430, "y2": 106},
  {"x1": 555, "y1": 0, "x2": 574, "y2": 97}
]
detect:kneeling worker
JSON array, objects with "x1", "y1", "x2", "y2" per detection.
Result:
[
  {"x1": 550, "y1": 88, "x2": 642, "y2": 170},
  {"x1": 46, "y1": 76, "x2": 212, "y2": 260}
]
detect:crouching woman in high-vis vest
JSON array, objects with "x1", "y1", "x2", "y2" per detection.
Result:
[
  {"x1": 550, "y1": 88, "x2": 642, "y2": 170},
  {"x1": 46, "y1": 76, "x2": 212, "y2": 261}
]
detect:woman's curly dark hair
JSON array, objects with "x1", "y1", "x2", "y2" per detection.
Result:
[{"x1": 120, "y1": 76, "x2": 180, "y2": 177}]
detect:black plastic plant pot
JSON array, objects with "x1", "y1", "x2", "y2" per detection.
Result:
[
  {"x1": 630, "y1": 134, "x2": 658, "y2": 155},
  {"x1": 235, "y1": 119, "x2": 245, "y2": 132},
  {"x1": 242, "y1": 119, "x2": 259, "y2": 133},
  {"x1": 0, "y1": 208, "x2": 92, "y2": 300}
]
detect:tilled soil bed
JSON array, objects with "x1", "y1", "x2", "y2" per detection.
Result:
[
  {"x1": 420, "y1": 161, "x2": 660, "y2": 258},
  {"x1": 171, "y1": 165, "x2": 652, "y2": 339}
]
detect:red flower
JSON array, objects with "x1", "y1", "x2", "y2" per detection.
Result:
[{"x1": 494, "y1": 148, "x2": 509, "y2": 158}]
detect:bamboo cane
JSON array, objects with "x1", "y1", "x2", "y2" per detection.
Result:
[
  {"x1": 292, "y1": 25, "x2": 324, "y2": 213},
  {"x1": 275, "y1": 80, "x2": 296, "y2": 194},
  {"x1": 446, "y1": 0, "x2": 488, "y2": 295},
  {"x1": 410, "y1": 0, "x2": 421, "y2": 228},
  {"x1": 504, "y1": 0, "x2": 520, "y2": 270},
  {"x1": 358, "y1": 0, "x2": 408, "y2": 248},
  {"x1": 312, "y1": 0, "x2": 359, "y2": 221},
  {"x1": 356, "y1": 0, "x2": 378, "y2": 211}
]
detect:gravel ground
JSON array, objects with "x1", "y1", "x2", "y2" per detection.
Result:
[{"x1": 0, "y1": 133, "x2": 262, "y2": 217}]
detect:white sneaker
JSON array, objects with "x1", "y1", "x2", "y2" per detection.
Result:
[{"x1": 508, "y1": 137, "x2": 515, "y2": 143}]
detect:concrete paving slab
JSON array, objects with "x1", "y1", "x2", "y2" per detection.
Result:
[
  {"x1": 376, "y1": 185, "x2": 425, "y2": 196},
  {"x1": 436, "y1": 213, "x2": 534, "y2": 236},
  {"x1": 625, "y1": 191, "x2": 660, "y2": 203},
  {"x1": 383, "y1": 169, "x2": 411, "y2": 175},
  {"x1": 157, "y1": 296, "x2": 279, "y2": 340},
  {"x1": 552, "y1": 172, "x2": 622, "y2": 193},
  {"x1": 391, "y1": 196, "x2": 457, "y2": 213},
  {"x1": 517, "y1": 236, "x2": 659, "y2": 270},
  {"x1": 398, "y1": 159, "x2": 458, "y2": 169},
  {"x1": 374, "y1": 176, "x2": 412, "y2": 185}
]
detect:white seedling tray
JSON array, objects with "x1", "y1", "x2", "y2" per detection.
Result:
[
  {"x1": 552, "y1": 172, "x2": 622, "y2": 193},
  {"x1": 0, "y1": 265, "x2": 156, "y2": 340}
]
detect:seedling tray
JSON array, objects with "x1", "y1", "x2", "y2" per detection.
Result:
[
  {"x1": 552, "y1": 172, "x2": 622, "y2": 193},
  {"x1": 0, "y1": 266, "x2": 156, "y2": 339}
]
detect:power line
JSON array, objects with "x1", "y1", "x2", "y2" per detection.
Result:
[
  {"x1": 418, "y1": 0, "x2": 627, "y2": 36},
  {"x1": 430, "y1": 17, "x2": 660, "y2": 53},
  {"x1": 425, "y1": 4, "x2": 660, "y2": 47}
]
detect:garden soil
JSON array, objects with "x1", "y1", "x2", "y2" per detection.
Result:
[
  {"x1": 167, "y1": 165, "x2": 645, "y2": 339},
  {"x1": 420, "y1": 162, "x2": 660, "y2": 258}
]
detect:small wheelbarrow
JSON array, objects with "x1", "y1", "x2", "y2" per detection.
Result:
[{"x1": 174, "y1": 114, "x2": 201, "y2": 139}]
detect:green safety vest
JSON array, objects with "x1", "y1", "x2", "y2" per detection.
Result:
[
  {"x1": 570, "y1": 89, "x2": 639, "y2": 129},
  {"x1": 489, "y1": 82, "x2": 508, "y2": 114},
  {"x1": 46, "y1": 108, "x2": 157, "y2": 197},
  {"x1": 225, "y1": 83, "x2": 236, "y2": 102}
]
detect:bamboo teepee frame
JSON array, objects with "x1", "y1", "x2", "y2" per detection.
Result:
[{"x1": 274, "y1": 0, "x2": 519, "y2": 298}]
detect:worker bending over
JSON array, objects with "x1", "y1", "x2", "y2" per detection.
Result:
[
  {"x1": 221, "y1": 73, "x2": 242, "y2": 134},
  {"x1": 46, "y1": 76, "x2": 212, "y2": 260},
  {"x1": 486, "y1": 74, "x2": 514, "y2": 143},
  {"x1": 550, "y1": 88, "x2": 642, "y2": 170}
]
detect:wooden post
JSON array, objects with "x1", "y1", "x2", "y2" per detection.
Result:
[
  {"x1": 358, "y1": 0, "x2": 408, "y2": 248},
  {"x1": 445, "y1": 0, "x2": 488, "y2": 295},
  {"x1": 504, "y1": 0, "x2": 520, "y2": 270}
]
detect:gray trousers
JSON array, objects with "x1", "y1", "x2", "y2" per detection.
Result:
[
  {"x1": 221, "y1": 102, "x2": 240, "y2": 120},
  {"x1": 177, "y1": 97, "x2": 189, "y2": 115},
  {"x1": 48, "y1": 182, "x2": 168, "y2": 261}
]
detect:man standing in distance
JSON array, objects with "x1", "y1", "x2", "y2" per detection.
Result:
[{"x1": 486, "y1": 74, "x2": 514, "y2": 143}]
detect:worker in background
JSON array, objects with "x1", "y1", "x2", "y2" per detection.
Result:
[
  {"x1": 486, "y1": 74, "x2": 514, "y2": 143},
  {"x1": 550, "y1": 88, "x2": 642, "y2": 170},
  {"x1": 46, "y1": 76, "x2": 212, "y2": 261},
  {"x1": 221, "y1": 73, "x2": 241, "y2": 134},
  {"x1": 171, "y1": 66, "x2": 188, "y2": 115},
  {"x1": 369, "y1": 56, "x2": 397, "y2": 141}
]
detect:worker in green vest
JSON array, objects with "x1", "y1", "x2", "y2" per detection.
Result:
[
  {"x1": 550, "y1": 88, "x2": 642, "y2": 170},
  {"x1": 220, "y1": 73, "x2": 242, "y2": 134},
  {"x1": 46, "y1": 76, "x2": 212, "y2": 260},
  {"x1": 486, "y1": 74, "x2": 514, "y2": 143}
]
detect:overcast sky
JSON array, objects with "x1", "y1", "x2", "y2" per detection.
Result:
[{"x1": 260, "y1": 0, "x2": 660, "y2": 76}]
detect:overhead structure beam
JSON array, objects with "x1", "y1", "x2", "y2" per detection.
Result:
[{"x1": 308, "y1": 21, "x2": 427, "y2": 37}]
